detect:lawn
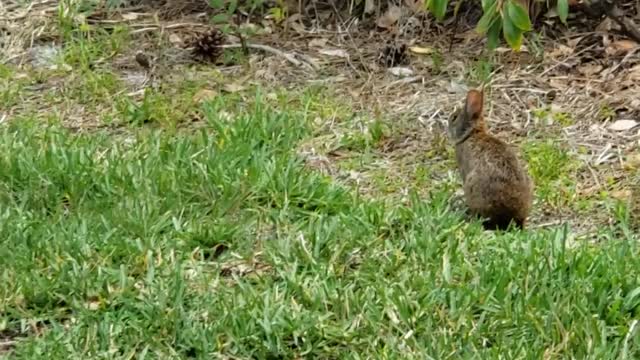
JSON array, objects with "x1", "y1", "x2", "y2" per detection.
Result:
[
  {"x1": 2, "y1": 1, "x2": 640, "y2": 358},
  {"x1": 0, "y1": 95, "x2": 638, "y2": 358}
]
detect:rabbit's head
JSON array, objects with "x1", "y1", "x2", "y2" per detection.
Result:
[{"x1": 448, "y1": 89, "x2": 486, "y2": 143}]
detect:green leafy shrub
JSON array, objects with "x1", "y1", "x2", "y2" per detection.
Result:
[{"x1": 426, "y1": 0, "x2": 571, "y2": 50}]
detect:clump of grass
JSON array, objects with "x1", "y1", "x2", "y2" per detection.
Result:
[
  {"x1": 531, "y1": 107, "x2": 574, "y2": 126},
  {"x1": 523, "y1": 139, "x2": 580, "y2": 209},
  {"x1": 467, "y1": 56, "x2": 495, "y2": 84}
]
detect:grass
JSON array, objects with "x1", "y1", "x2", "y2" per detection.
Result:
[
  {"x1": 522, "y1": 139, "x2": 580, "y2": 210},
  {"x1": 1, "y1": 93, "x2": 639, "y2": 359}
]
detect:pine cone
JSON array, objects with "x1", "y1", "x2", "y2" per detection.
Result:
[{"x1": 191, "y1": 28, "x2": 225, "y2": 63}]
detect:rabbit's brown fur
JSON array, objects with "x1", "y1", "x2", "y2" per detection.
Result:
[{"x1": 449, "y1": 89, "x2": 533, "y2": 230}]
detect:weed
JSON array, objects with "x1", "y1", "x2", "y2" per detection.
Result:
[
  {"x1": 523, "y1": 139, "x2": 579, "y2": 209},
  {"x1": 468, "y1": 56, "x2": 494, "y2": 84}
]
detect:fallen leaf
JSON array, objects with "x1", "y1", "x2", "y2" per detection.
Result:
[
  {"x1": 567, "y1": 36, "x2": 583, "y2": 49},
  {"x1": 548, "y1": 44, "x2": 573, "y2": 58},
  {"x1": 608, "y1": 119, "x2": 639, "y2": 131},
  {"x1": 318, "y1": 49, "x2": 349, "y2": 58},
  {"x1": 290, "y1": 22, "x2": 305, "y2": 34},
  {"x1": 169, "y1": 33, "x2": 183, "y2": 46},
  {"x1": 611, "y1": 189, "x2": 632, "y2": 200},
  {"x1": 223, "y1": 83, "x2": 246, "y2": 93},
  {"x1": 404, "y1": 0, "x2": 422, "y2": 12},
  {"x1": 376, "y1": 5, "x2": 402, "y2": 29},
  {"x1": 193, "y1": 89, "x2": 218, "y2": 103},
  {"x1": 577, "y1": 63, "x2": 603, "y2": 76},
  {"x1": 626, "y1": 64, "x2": 640, "y2": 81},
  {"x1": 308, "y1": 38, "x2": 328, "y2": 48},
  {"x1": 606, "y1": 39, "x2": 638, "y2": 56},
  {"x1": 85, "y1": 299, "x2": 101, "y2": 310},
  {"x1": 387, "y1": 67, "x2": 413, "y2": 77},
  {"x1": 624, "y1": 154, "x2": 640, "y2": 170},
  {"x1": 409, "y1": 46, "x2": 433, "y2": 55},
  {"x1": 447, "y1": 79, "x2": 467, "y2": 94},
  {"x1": 596, "y1": 18, "x2": 614, "y2": 32}
]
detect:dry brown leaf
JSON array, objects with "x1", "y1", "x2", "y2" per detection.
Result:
[
  {"x1": 578, "y1": 63, "x2": 603, "y2": 76},
  {"x1": 308, "y1": 38, "x2": 328, "y2": 48},
  {"x1": 85, "y1": 299, "x2": 101, "y2": 310},
  {"x1": 169, "y1": 33, "x2": 183, "y2": 46},
  {"x1": 289, "y1": 21, "x2": 305, "y2": 34},
  {"x1": 547, "y1": 44, "x2": 573, "y2": 59},
  {"x1": 606, "y1": 40, "x2": 638, "y2": 56},
  {"x1": 625, "y1": 64, "x2": 640, "y2": 81},
  {"x1": 376, "y1": 5, "x2": 402, "y2": 29},
  {"x1": 409, "y1": 46, "x2": 433, "y2": 55},
  {"x1": 193, "y1": 89, "x2": 218, "y2": 103},
  {"x1": 608, "y1": 119, "x2": 639, "y2": 131},
  {"x1": 549, "y1": 78, "x2": 569, "y2": 91},
  {"x1": 404, "y1": 0, "x2": 422, "y2": 12},
  {"x1": 611, "y1": 189, "x2": 632, "y2": 200},
  {"x1": 596, "y1": 18, "x2": 615, "y2": 32},
  {"x1": 567, "y1": 36, "x2": 583, "y2": 49},
  {"x1": 624, "y1": 154, "x2": 640, "y2": 170},
  {"x1": 223, "y1": 83, "x2": 246, "y2": 93},
  {"x1": 387, "y1": 67, "x2": 413, "y2": 77}
]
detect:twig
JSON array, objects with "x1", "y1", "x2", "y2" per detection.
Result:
[
  {"x1": 0, "y1": 339, "x2": 18, "y2": 349},
  {"x1": 128, "y1": 23, "x2": 211, "y2": 34},
  {"x1": 606, "y1": 46, "x2": 640, "y2": 76}
]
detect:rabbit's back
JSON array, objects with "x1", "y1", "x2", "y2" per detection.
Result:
[{"x1": 455, "y1": 133, "x2": 532, "y2": 228}]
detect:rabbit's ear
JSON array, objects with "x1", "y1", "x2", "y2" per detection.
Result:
[{"x1": 465, "y1": 90, "x2": 483, "y2": 119}]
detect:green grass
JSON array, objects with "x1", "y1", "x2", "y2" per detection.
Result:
[
  {"x1": 1, "y1": 94, "x2": 640, "y2": 359},
  {"x1": 523, "y1": 139, "x2": 581, "y2": 210}
]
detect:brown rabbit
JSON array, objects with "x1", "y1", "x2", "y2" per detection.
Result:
[{"x1": 448, "y1": 89, "x2": 533, "y2": 230}]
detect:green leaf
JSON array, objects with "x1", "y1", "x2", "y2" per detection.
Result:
[
  {"x1": 227, "y1": 0, "x2": 238, "y2": 14},
  {"x1": 487, "y1": 19, "x2": 502, "y2": 49},
  {"x1": 427, "y1": 0, "x2": 449, "y2": 20},
  {"x1": 209, "y1": 0, "x2": 224, "y2": 9},
  {"x1": 506, "y1": 0, "x2": 532, "y2": 31},
  {"x1": 212, "y1": 13, "x2": 229, "y2": 24},
  {"x1": 557, "y1": 0, "x2": 569, "y2": 24},
  {"x1": 502, "y1": 14, "x2": 523, "y2": 50},
  {"x1": 481, "y1": 0, "x2": 494, "y2": 11},
  {"x1": 476, "y1": 0, "x2": 498, "y2": 34}
]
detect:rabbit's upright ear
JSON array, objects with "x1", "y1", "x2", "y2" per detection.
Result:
[{"x1": 465, "y1": 89, "x2": 484, "y2": 120}]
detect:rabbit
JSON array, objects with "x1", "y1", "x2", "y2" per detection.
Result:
[{"x1": 448, "y1": 88, "x2": 533, "y2": 230}]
